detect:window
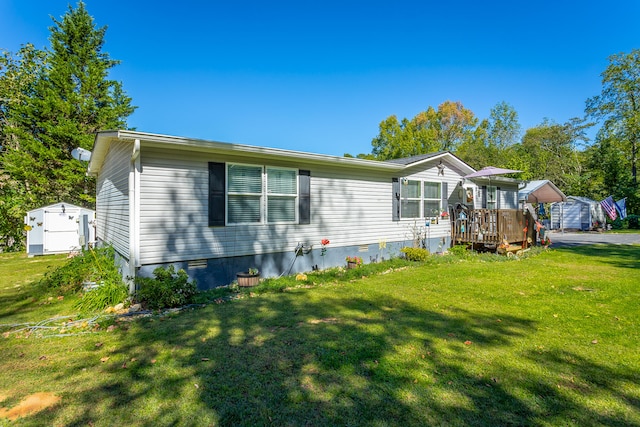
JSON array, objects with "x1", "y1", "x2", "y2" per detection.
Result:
[
  {"x1": 266, "y1": 167, "x2": 297, "y2": 223},
  {"x1": 401, "y1": 180, "x2": 421, "y2": 218},
  {"x1": 225, "y1": 164, "x2": 298, "y2": 224},
  {"x1": 423, "y1": 182, "x2": 441, "y2": 217},
  {"x1": 399, "y1": 180, "x2": 442, "y2": 219},
  {"x1": 227, "y1": 164, "x2": 263, "y2": 224},
  {"x1": 209, "y1": 162, "x2": 310, "y2": 227},
  {"x1": 486, "y1": 185, "x2": 497, "y2": 210}
]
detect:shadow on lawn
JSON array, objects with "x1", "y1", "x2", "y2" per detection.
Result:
[
  {"x1": 555, "y1": 244, "x2": 640, "y2": 269},
  {"x1": 46, "y1": 289, "x2": 639, "y2": 426}
]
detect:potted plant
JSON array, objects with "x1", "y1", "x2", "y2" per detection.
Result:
[
  {"x1": 237, "y1": 267, "x2": 260, "y2": 287},
  {"x1": 345, "y1": 256, "x2": 363, "y2": 269}
]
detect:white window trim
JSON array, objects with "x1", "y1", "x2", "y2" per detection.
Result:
[
  {"x1": 400, "y1": 179, "x2": 422, "y2": 219},
  {"x1": 423, "y1": 181, "x2": 442, "y2": 218},
  {"x1": 266, "y1": 166, "x2": 299, "y2": 224},
  {"x1": 226, "y1": 163, "x2": 299, "y2": 225},
  {"x1": 400, "y1": 179, "x2": 442, "y2": 220},
  {"x1": 486, "y1": 185, "x2": 497, "y2": 210}
]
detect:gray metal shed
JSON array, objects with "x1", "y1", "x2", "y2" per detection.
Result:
[{"x1": 24, "y1": 202, "x2": 96, "y2": 256}]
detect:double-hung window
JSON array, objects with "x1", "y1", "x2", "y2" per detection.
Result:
[
  {"x1": 226, "y1": 164, "x2": 298, "y2": 224},
  {"x1": 400, "y1": 180, "x2": 442, "y2": 219},
  {"x1": 266, "y1": 167, "x2": 297, "y2": 223},
  {"x1": 486, "y1": 185, "x2": 497, "y2": 210},
  {"x1": 423, "y1": 182, "x2": 442, "y2": 217},
  {"x1": 227, "y1": 164, "x2": 263, "y2": 224},
  {"x1": 400, "y1": 180, "x2": 421, "y2": 218}
]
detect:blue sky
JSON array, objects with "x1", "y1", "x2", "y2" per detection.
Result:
[{"x1": 1, "y1": 0, "x2": 639, "y2": 156}]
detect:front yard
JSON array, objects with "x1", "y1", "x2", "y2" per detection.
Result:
[{"x1": 1, "y1": 246, "x2": 639, "y2": 426}]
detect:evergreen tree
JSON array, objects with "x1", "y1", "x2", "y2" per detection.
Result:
[{"x1": 0, "y1": 1, "x2": 135, "y2": 250}]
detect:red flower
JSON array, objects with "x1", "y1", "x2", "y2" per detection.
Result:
[{"x1": 321, "y1": 239, "x2": 330, "y2": 246}]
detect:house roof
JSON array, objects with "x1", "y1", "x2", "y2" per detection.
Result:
[
  {"x1": 385, "y1": 152, "x2": 475, "y2": 176},
  {"x1": 88, "y1": 130, "x2": 475, "y2": 177},
  {"x1": 384, "y1": 152, "x2": 448, "y2": 165},
  {"x1": 519, "y1": 180, "x2": 567, "y2": 203}
]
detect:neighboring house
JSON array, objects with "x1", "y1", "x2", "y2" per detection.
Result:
[
  {"x1": 88, "y1": 130, "x2": 479, "y2": 290},
  {"x1": 25, "y1": 202, "x2": 96, "y2": 256},
  {"x1": 550, "y1": 196, "x2": 606, "y2": 231}
]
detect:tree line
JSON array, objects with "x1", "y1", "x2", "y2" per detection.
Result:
[
  {"x1": 1, "y1": 1, "x2": 638, "y2": 251},
  {"x1": 348, "y1": 50, "x2": 639, "y2": 220}
]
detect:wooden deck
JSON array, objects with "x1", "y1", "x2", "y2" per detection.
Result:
[{"x1": 451, "y1": 209, "x2": 534, "y2": 248}]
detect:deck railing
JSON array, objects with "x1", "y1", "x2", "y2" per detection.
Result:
[{"x1": 451, "y1": 209, "x2": 530, "y2": 246}]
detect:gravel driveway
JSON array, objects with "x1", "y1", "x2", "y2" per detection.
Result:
[{"x1": 547, "y1": 231, "x2": 640, "y2": 247}]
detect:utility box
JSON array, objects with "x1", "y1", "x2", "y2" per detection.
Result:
[{"x1": 24, "y1": 203, "x2": 96, "y2": 256}]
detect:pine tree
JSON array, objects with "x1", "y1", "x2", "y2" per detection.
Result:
[{"x1": 0, "y1": 1, "x2": 135, "y2": 250}]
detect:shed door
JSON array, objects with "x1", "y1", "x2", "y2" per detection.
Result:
[
  {"x1": 580, "y1": 204, "x2": 591, "y2": 230},
  {"x1": 44, "y1": 209, "x2": 79, "y2": 253}
]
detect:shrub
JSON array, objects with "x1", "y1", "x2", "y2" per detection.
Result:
[
  {"x1": 448, "y1": 244, "x2": 471, "y2": 257},
  {"x1": 400, "y1": 247, "x2": 430, "y2": 262},
  {"x1": 38, "y1": 246, "x2": 121, "y2": 294},
  {"x1": 611, "y1": 217, "x2": 624, "y2": 230},
  {"x1": 627, "y1": 215, "x2": 640, "y2": 229},
  {"x1": 135, "y1": 265, "x2": 197, "y2": 310}
]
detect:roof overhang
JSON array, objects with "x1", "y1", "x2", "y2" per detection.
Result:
[{"x1": 88, "y1": 130, "x2": 406, "y2": 176}]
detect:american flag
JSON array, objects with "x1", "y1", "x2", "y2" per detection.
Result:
[{"x1": 600, "y1": 196, "x2": 617, "y2": 220}]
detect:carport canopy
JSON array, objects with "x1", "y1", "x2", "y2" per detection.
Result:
[{"x1": 519, "y1": 180, "x2": 567, "y2": 203}]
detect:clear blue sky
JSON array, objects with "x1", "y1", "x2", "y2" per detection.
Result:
[{"x1": 2, "y1": 0, "x2": 639, "y2": 156}]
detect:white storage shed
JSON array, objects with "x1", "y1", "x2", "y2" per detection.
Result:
[
  {"x1": 550, "y1": 196, "x2": 605, "y2": 231},
  {"x1": 24, "y1": 202, "x2": 96, "y2": 256}
]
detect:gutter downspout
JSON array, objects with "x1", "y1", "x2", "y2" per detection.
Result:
[{"x1": 128, "y1": 139, "x2": 141, "y2": 293}]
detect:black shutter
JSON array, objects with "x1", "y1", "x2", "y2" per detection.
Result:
[
  {"x1": 441, "y1": 182, "x2": 448, "y2": 211},
  {"x1": 208, "y1": 162, "x2": 225, "y2": 226},
  {"x1": 482, "y1": 185, "x2": 487, "y2": 209},
  {"x1": 496, "y1": 187, "x2": 501, "y2": 209},
  {"x1": 392, "y1": 178, "x2": 400, "y2": 221},
  {"x1": 299, "y1": 170, "x2": 311, "y2": 224}
]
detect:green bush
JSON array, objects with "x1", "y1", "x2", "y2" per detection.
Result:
[
  {"x1": 627, "y1": 214, "x2": 640, "y2": 229},
  {"x1": 38, "y1": 246, "x2": 122, "y2": 294},
  {"x1": 611, "y1": 217, "x2": 624, "y2": 230},
  {"x1": 135, "y1": 265, "x2": 197, "y2": 310},
  {"x1": 448, "y1": 244, "x2": 470, "y2": 257},
  {"x1": 400, "y1": 246, "x2": 430, "y2": 262}
]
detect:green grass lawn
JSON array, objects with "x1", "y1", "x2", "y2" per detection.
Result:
[{"x1": 1, "y1": 246, "x2": 639, "y2": 426}]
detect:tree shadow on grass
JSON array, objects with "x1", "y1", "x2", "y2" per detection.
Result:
[{"x1": 36, "y1": 287, "x2": 640, "y2": 426}]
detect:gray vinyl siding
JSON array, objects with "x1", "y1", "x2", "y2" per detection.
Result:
[
  {"x1": 95, "y1": 140, "x2": 130, "y2": 259},
  {"x1": 137, "y1": 147, "x2": 461, "y2": 265}
]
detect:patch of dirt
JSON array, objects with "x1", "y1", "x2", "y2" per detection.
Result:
[{"x1": 0, "y1": 392, "x2": 61, "y2": 421}]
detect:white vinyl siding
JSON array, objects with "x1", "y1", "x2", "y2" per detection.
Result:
[
  {"x1": 95, "y1": 140, "x2": 130, "y2": 258},
  {"x1": 136, "y1": 147, "x2": 462, "y2": 265}
]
